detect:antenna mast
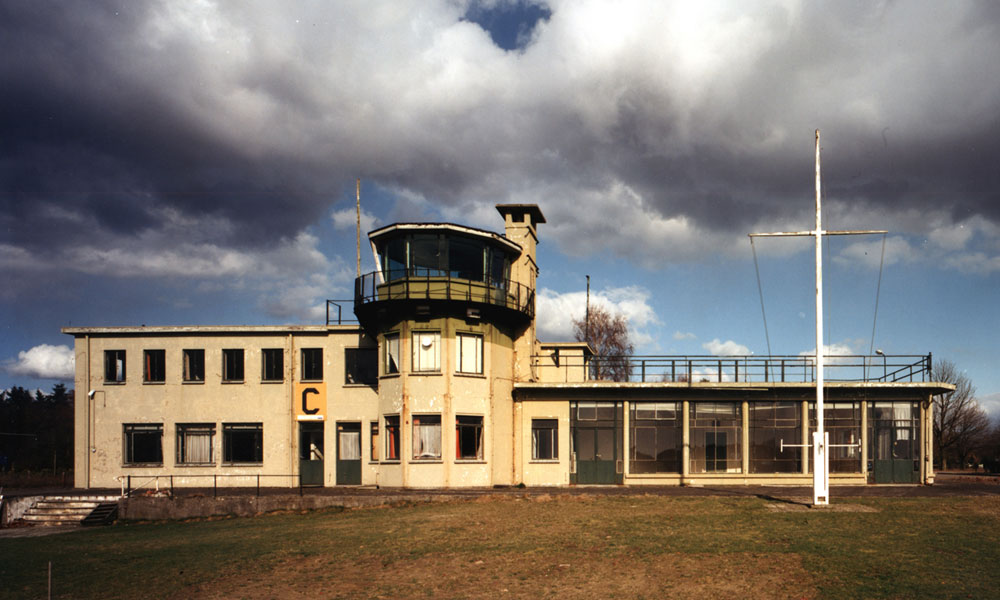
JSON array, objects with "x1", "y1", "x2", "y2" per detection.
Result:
[{"x1": 356, "y1": 178, "x2": 362, "y2": 278}]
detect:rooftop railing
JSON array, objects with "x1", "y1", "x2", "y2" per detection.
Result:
[
  {"x1": 534, "y1": 353, "x2": 933, "y2": 384},
  {"x1": 354, "y1": 269, "x2": 534, "y2": 318}
]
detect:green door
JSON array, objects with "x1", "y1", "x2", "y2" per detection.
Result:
[
  {"x1": 299, "y1": 422, "x2": 324, "y2": 487},
  {"x1": 336, "y1": 422, "x2": 362, "y2": 485},
  {"x1": 574, "y1": 426, "x2": 618, "y2": 484},
  {"x1": 870, "y1": 402, "x2": 920, "y2": 484}
]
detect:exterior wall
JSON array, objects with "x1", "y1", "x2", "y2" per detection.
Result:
[{"x1": 516, "y1": 400, "x2": 571, "y2": 486}]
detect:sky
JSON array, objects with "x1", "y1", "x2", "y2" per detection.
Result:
[{"x1": 2, "y1": 1, "x2": 999, "y2": 414}]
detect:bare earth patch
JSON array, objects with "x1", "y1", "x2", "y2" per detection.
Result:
[
  {"x1": 180, "y1": 551, "x2": 817, "y2": 599},
  {"x1": 765, "y1": 499, "x2": 878, "y2": 513}
]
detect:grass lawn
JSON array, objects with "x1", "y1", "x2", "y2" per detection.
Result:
[{"x1": 2, "y1": 494, "x2": 998, "y2": 599}]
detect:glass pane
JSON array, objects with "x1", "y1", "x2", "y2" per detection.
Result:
[
  {"x1": 410, "y1": 235, "x2": 444, "y2": 276},
  {"x1": 449, "y1": 238, "x2": 485, "y2": 281},
  {"x1": 596, "y1": 428, "x2": 614, "y2": 459}
]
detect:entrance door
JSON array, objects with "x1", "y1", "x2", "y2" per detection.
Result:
[
  {"x1": 299, "y1": 422, "x2": 324, "y2": 487},
  {"x1": 571, "y1": 401, "x2": 622, "y2": 484},
  {"x1": 870, "y1": 402, "x2": 920, "y2": 483},
  {"x1": 336, "y1": 422, "x2": 362, "y2": 485}
]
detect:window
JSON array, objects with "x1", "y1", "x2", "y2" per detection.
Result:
[
  {"x1": 531, "y1": 419, "x2": 558, "y2": 460},
  {"x1": 750, "y1": 401, "x2": 802, "y2": 473},
  {"x1": 104, "y1": 350, "x2": 126, "y2": 383},
  {"x1": 384, "y1": 415, "x2": 400, "y2": 460},
  {"x1": 384, "y1": 333, "x2": 400, "y2": 375},
  {"x1": 222, "y1": 349, "x2": 244, "y2": 382},
  {"x1": 630, "y1": 402, "x2": 682, "y2": 473},
  {"x1": 456, "y1": 333, "x2": 483, "y2": 374},
  {"x1": 449, "y1": 237, "x2": 485, "y2": 280},
  {"x1": 144, "y1": 350, "x2": 165, "y2": 383},
  {"x1": 811, "y1": 402, "x2": 862, "y2": 473},
  {"x1": 345, "y1": 348, "x2": 378, "y2": 385},
  {"x1": 412, "y1": 414, "x2": 441, "y2": 460},
  {"x1": 689, "y1": 402, "x2": 742, "y2": 474},
  {"x1": 176, "y1": 423, "x2": 214, "y2": 465},
  {"x1": 223, "y1": 423, "x2": 263, "y2": 463},
  {"x1": 370, "y1": 421, "x2": 379, "y2": 461},
  {"x1": 412, "y1": 331, "x2": 440, "y2": 372},
  {"x1": 301, "y1": 348, "x2": 323, "y2": 381},
  {"x1": 261, "y1": 348, "x2": 283, "y2": 382},
  {"x1": 183, "y1": 349, "x2": 205, "y2": 383},
  {"x1": 456, "y1": 416, "x2": 483, "y2": 460},
  {"x1": 123, "y1": 424, "x2": 162, "y2": 465}
]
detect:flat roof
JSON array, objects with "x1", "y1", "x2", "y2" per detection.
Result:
[
  {"x1": 62, "y1": 325, "x2": 360, "y2": 336},
  {"x1": 514, "y1": 381, "x2": 956, "y2": 395},
  {"x1": 367, "y1": 223, "x2": 522, "y2": 254}
]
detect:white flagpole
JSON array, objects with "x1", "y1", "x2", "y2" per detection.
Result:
[{"x1": 813, "y1": 130, "x2": 829, "y2": 505}]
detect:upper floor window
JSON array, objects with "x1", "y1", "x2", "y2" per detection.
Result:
[
  {"x1": 183, "y1": 349, "x2": 205, "y2": 383},
  {"x1": 412, "y1": 331, "x2": 440, "y2": 372},
  {"x1": 377, "y1": 233, "x2": 510, "y2": 286},
  {"x1": 144, "y1": 350, "x2": 165, "y2": 383},
  {"x1": 262, "y1": 348, "x2": 283, "y2": 382},
  {"x1": 384, "y1": 333, "x2": 400, "y2": 375},
  {"x1": 345, "y1": 348, "x2": 377, "y2": 385},
  {"x1": 456, "y1": 333, "x2": 483, "y2": 374},
  {"x1": 301, "y1": 348, "x2": 323, "y2": 381},
  {"x1": 222, "y1": 349, "x2": 244, "y2": 382},
  {"x1": 104, "y1": 350, "x2": 126, "y2": 383}
]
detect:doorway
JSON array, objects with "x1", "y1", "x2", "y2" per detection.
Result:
[
  {"x1": 299, "y1": 422, "x2": 324, "y2": 487},
  {"x1": 336, "y1": 422, "x2": 362, "y2": 485},
  {"x1": 571, "y1": 401, "x2": 622, "y2": 484},
  {"x1": 869, "y1": 401, "x2": 920, "y2": 483}
]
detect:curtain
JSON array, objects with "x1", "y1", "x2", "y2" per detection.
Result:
[
  {"x1": 339, "y1": 431, "x2": 361, "y2": 460},
  {"x1": 413, "y1": 419, "x2": 441, "y2": 459},
  {"x1": 184, "y1": 431, "x2": 212, "y2": 463}
]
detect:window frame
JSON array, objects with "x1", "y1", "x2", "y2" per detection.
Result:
[
  {"x1": 182, "y1": 349, "x2": 205, "y2": 383},
  {"x1": 384, "y1": 415, "x2": 400, "y2": 461},
  {"x1": 455, "y1": 332, "x2": 484, "y2": 375},
  {"x1": 104, "y1": 349, "x2": 126, "y2": 383},
  {"x1": 301, "y1": 348, "x2": 324, "y2": 382},
  {"x1": 411, "y1": 331, "x2": 441, "y2": 373},
  {"x1": 123, "y1": 423, "x2": 163, "y2": 466},
  {"x1": 222, "y1": 349, "x2": 245, "y2": 383},
  {"x1": 261, "y1": 348, "x2": 284, "y2": 382},
  {"x1": 455, "y1": 415, "x2": 484, "y2": 461},
  {"x1": 143, "y1": 349, "x2": 166, "y2": 383},
  {"x1": 531, "y1": 418, "x2": 559, "y2": 461},
  {"x1": 176, "y1": 423, "x2": 215, "y2": 465},
  {"x1": 370, "y1": 421, "x2": 380, "y2": 462},
  {"x1": 345, "y1": 348, "x2": 378, "y2": 385},
  {"x1": 412, "y1": 414, "x2": 442, "y2": 461},
  {"x1": 383, "y1": 333, "x2": 400, "y2": 375},
  {"x1": 222, "y1": 422, "x2": 263, "y2": 464}
]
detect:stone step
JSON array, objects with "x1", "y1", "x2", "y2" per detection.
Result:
[
  {"x1": 34, "y1": 501, "x2": 103, "y2": 510},
  {"x1": 18, "y1": 496, "x2": 121, "y2": 527}
]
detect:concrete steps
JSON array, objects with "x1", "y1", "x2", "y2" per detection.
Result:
[{"x1": 19, "y1": 496, "x2": 119, "y2": 527}]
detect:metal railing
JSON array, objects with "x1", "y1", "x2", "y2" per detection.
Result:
[
  {"x1": 533, "y1": 353, "x2": 933, "y2": 384},
  {"x1": 117, "y1": 473, "x2": 316, "y2": 498},
  {"x1": 326, "y1": 300, "x2": 360, "y2": 325},
  {"x1": 354, "y1": 269, "x2": 534, "y2": 317}
]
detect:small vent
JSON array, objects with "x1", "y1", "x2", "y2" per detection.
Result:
[{"x1": 466, "y1": 308, "x2": 481, "y2": 320}]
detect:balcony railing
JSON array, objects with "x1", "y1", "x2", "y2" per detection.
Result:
[
  {"x1": 354, "y1": 269, "x2": 534, "y2": 317},
  {"x1": 533, "y1": 353, "x2": 933, "y2": 384}
]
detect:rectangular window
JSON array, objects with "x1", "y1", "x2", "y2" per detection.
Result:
[
  {"x1": 261, "y1": 348, "x2": 284, "y2": 382},
  {"x1": 223, "y1": 423, "x2": 263, "y2": 463},
  {"x1": 301, "y1": 348, "x2": 323, "y2": 381},
  {"x1": 384, "y1": 415, "x2": 400, "y2": 460},
  {"x1": 123, "y1": 423, "x2": 162, "y2": 465},
  {"x1": 412, "y1": 414, "x2": 441, "y2": 460},
  {"x1": 456, "y1": 415, "x2": 483, "y2": 460},
  {"x1": 811, "y1": 402, "x2": 863, "y2": 473},
  {"x1": 370, "y1": 421, "x2": 379, "y2": 461},
  {"x1": 176, "y1": 423, "x2": 215, "y2": 465},
  {"x1": 144, "y1": 349, "x2": 165, "y2": 383},
  {"x1": 182, "y1": 349, "x2": 205, "y2": 383},
  {"x1": 412, "y1": 331, "x2": 441, "y2": 372},
  {"x1": 531, "y1": 419, "x2": 559, "y2": 460},
  {"x1": 456, "y1": 333, "x2": 483, "y2": 374},
  {"x1": 222, "y1": 349, "x2": 244, "y2": 382},
  {"x1": 689, "y1": 402, "x2": 742, "y2": 474},
  {"x1": 104, "y1": 350, "x2": 126, "y2": 383},
  {"x1": 629, "y1": 402, "x2": 682, "y2": 473},
  {"x1": 750, "y1": 401, "x2": 802, "y2": 473},
  {"x1": 384, "y1": 333, "x2": 400, "y2": 375},
  {"x1": 345, "y1": 348, "x2": 378, "y2": 385}
]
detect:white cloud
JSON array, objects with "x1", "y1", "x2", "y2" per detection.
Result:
[
  {"x1": 5, "y1": 344, "x2": 75, "y2": 380},
  {"x1": 702, "y1": 338, "x2": 750, "y2": 356},
  {"x1": 980, "y1": 392, "x2": 1000, "y2": 420},
  {"x1": 673, "y1": 331, "x2": 696, "y2": 340},
  {"x1": 331, "y1": 207, "x2": 379, "y2": 234},
  {"x1": 535, "y1": 285, "x2": 660, "y2": 346}
]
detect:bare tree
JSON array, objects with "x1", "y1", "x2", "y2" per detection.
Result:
[
  {"x1": 933, "y1": 359, "x2": 991, "y2": 469},
  {"x1": 573, "y1": 305, "x2": 634, "y2": 382}
]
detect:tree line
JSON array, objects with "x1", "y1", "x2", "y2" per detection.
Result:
[
  {"x1": 0, "y1": 383, "x2": 74, "y2": 474},
  {"x1": 932, "y1": 360, "x2": 1000, "y2": 472}
]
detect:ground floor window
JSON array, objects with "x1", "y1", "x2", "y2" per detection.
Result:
[
  {"x1": 531, "y1": 419, "x2": 559, "y2": 460},
  {"x1": 370, "y1": 421, "x2": 379, "y2": 461},
  {"x1": 750, "y1": 401, "x2": 801, "y2": 473},
  {"x1": 123, "y1": 423, "x2": 163, "y2": 465},
  {"x1": 629, "y1": 402, "x2": 682, "y2": 473},
  {"x1": 223, "y1": 423, "x2": 263, "y2": 463},
  {"x1": 176, "y1": 423, "x2": 214, "y2": 465},
  {"x1": 384, "y1": 415, "x2": 400, "y2": 460},
  {"x1": 413, "y1": 414, "x2": 442, "y2": 460},
  {"x1": 690, "y1": 402, "x2": 742, "y2": 473},
  {"x1": 810, "y1": 402, "x2": 863, "y2": 473},
  {"x1": 456, "y1": 415, "x2": 483, "y2": 460}
]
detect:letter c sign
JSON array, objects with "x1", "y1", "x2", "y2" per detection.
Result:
[{"x1": 301, "y1": 387, "x2": 320, "y2": 414}]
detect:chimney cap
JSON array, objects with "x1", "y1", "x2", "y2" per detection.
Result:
[{"x1": 496, "y1": 204, "x2": 546, "y2": 225}]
